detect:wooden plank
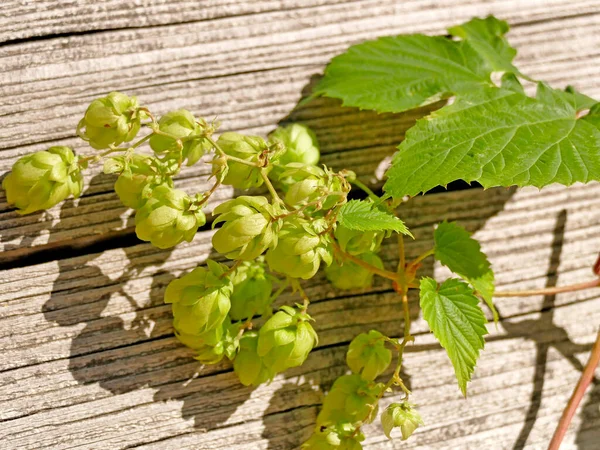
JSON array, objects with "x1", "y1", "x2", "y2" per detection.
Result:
[
  {"x1": 2, "y1": 3, "x2": 600, "y2": 255},
  {"x1": 1, "y1": 184, "x2": 599, "y2": 448}
]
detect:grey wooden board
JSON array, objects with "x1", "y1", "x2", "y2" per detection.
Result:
[{"x1": 1, "y1": 1, "x2": 600, "y2": 449}]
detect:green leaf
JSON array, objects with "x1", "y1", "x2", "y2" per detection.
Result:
[
  {"x1": 337, "y1": 200, "x2": 412, "y2": 236},
  {"x1": 313, "y1": 34, "x2": 492, "y2": 113},
  {"x1": 384, "y1": 86, "x2": 600, "y2": 197},
  {"x1": 419, "y1": 277, "x2": 488, "y2": 395},
  {"x1": 433, "y1": 221, "x2": 497, "y2": 321},
  {"x1": 447, "y1": 16, "x2": 518, "y2": 75},
  {"x1": 312, "y1": 15, "x2": 519, "y2": 114}
]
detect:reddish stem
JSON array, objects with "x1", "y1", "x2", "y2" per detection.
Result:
[{"x1": 548, "y1": 330, "x2": 600, "y2": 450}]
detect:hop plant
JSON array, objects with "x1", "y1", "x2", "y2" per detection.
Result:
[
  {"x1": 3, "y1": 146, "x2": 83, "y2": 214},
  {"x1": 149, "y1": 109, "x2": 213, "y2": 166},
  {"x1": 164, "y1": 260, "x2": 233, "y2": 338},
  {"x1": 77, "y1": 91, "x2": 144, "y2": 149},
  {"x1": 266, "y1": 217, "x2": 333, "y2": 279},
  {"x1": 380, "y1": 402, "x2": 424, "y2": 440},
  {"x1": 212, "y1": 196, "x2": 279, "y2": 260},
  {"x1": 135, "y1": 185, "x2": 206, "y2": 249},
  {"x1": 233, "y1": 331, "x2": 274, "y2": 386},
  {"x1": 214, "y1": 132, "x2": 270, "y2": 189},
  {"x1": 257, "y1": 305, "x2": 318, "y2": 374},
  {"x1": 346, "y1": 330, "x2": 392, "y2": 381},
  {"x1": 316, "y1": 374, "x2": 384, "y2": 426},
  {"x1": 325, "y1": 252, "x2": 383, "y2": 290},
  {"x1": 229, "y1": 259, "x2": 274, "y2": 321}
]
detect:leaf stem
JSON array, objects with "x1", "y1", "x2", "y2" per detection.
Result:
[
  {"x1": 331, "y1": 240, "x2": 399, "y2": 282},
  {"x1": 351, "y1": 178, "x2": 380, "y2": 202},
  {"x1": 548, "y1": 330, "x2": 600, "y2": 450},
  {"x1": 260, "y1": 169, "x2": 285, "y2": 206},
  {"x1": 410, "y1": 248, "x2": 435, "y2": 267},
  {"x1": 494, "y1": 278, "x2": 600, "y2": 297}
]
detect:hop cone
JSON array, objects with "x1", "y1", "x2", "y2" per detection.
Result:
[
  {"x1": 212, "y1": 196, "x2": 279, "y2": 260},
  {"x1": 229, "y1": 259, "x2": 273, "y2": 321},
  {"x1": 269, "y1": 124, "x2": 320, "y2": 170},
  {"x1": 346, "y1": 330, "x2": 392, "y2": 381},
  {"x1": 316, "y1": 374, "x2": 384, "y2": 426},
  {"x1": 165, "y1": 260, "x2": 233, "y2": 338},
  {"x1": 257, "y1": 305, "x2": 318, "y2": 374},
  {"x1": 78, "y1": 92, "x2": 144, "y2": 149},
  {"x1": 213, "y1": 132, "x2": 268, "y2": 189},
  {"x1": 149, "y1": 109, "x2": 213, "y2": 166},
  {"x1": 301, "y1": 423, "x2": 364, "y2": 450},
  {"x1": 325, "y1": 252, "x2": 383, "y2": 290},
  {"x1": 111, "y1": 154, "x2": 172, "y2": 210},
  {"x1": 334, "y1": 225, "x2": 385, "y2": 255},
  {"x1": 266, "y1": 217, "x2": 333, "y2": 280},
  {"x1": 177, "y1": 318, "x2": 241, "y2": 364},
  {"x1": 135, "y1": 185, "x2": 205, "y2": 249},
  {"x1": 233, "y1": 331, "x2": 274, "y2": 386},
  {"x1": 381, "y1": 402, "x2": 424, "y2": 440},
  {"x1": 3, "y1": 146, "x2": 83, "y2": 215}
]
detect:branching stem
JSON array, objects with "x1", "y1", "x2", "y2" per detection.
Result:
[{"x1": 331, "y1": 240, "x2": 399, "y2": 282}]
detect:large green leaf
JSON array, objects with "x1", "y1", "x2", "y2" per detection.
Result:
[
  {"x1": 312, "y1": 16, "x2": 519, "y2": 114},
  {"x1": 337, "y1": 200, "x2": 411, "y2": 235},
  {"x1": 384, "y1": 86, "x2": 600, "y2": 197},
  {"x1": 434, "y1": 221, "x2": 497, "y2": 321},
  {"x1": 447, "y1": 16, "x2": 518, "y2": 74},
  {"x1": 420, "y1": 277, "x2": 488, "y2": 395}
]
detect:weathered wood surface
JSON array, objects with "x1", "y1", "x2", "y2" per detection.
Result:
[{"x1": 1, "y1": 1, "x2": 600, "y2": 449}]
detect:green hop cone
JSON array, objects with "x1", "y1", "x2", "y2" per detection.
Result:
[
  {"x1": 165, "y1": 260, "x2": 233, "y2": 338},
  {"x1": 233, "y1": 331, "x2": 274, "y2": 386},
  {"x1": 3, "y1": 146, "x2": 83, "y2": 215},
  {"x1": 149, "y1": 109, "x2": 214, "y2": 166},
  {"x1": 334, "y1": 224, "x2": 385, "y2": 256},
  {"x1": 269, "y1": 123, "x2": 320, "y2": 169},
  {"x1": 78, "y1": 92, "x2": 144, "y2": 149},
  {"x1": 346, "y1": 330, "x2": 392, "y2": 381},
  {"x1": 325, "y1": 252, "x2": 383, "y2": 290},
  {"x1": 212, "y1": 196, "x2": 279, "y2": 260},
  {"x1": 301, "y1": 423, "x2": 364, "y2": 450},
  {"x1": 257, "y1": 305, "x2": 318, "y2": 374},
  {"x1": 279, "y1": 164, "x2": 327, "y2": 205},
  {"x1": 135, "y1": 185, "x2": 205, "y2": 249},
  {"x1": 266, "y1": 217, "x2": 333, "y2": 280},
  {"x1": 316, "y1": 374, "x2": 384, "y2": 426},
  {"x1": 177, "y1": 319, "x2": 241, "y2": 364},
  {"x1": 110, "y1": 154, "x2": 173, "y2": 209},
  {"x1": 380, "y1": 402, "x2": 424, "y2": 441},
  {"x1": 213, "y1": 132, "x2": 268, "y2": 189},
  {"x1": 229, "y1": 259, "x2": 274, "y2": 320}
]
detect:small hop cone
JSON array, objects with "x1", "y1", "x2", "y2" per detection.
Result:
[
  {"x1": 316, "y1": 374, "x2": 384, "y2": 426},
  {"x1": 233, "y1": 331, "x2": 274, "y2": 386},
  {"x1": 346, "y1": 330, "x2": 392, "y2": 381},
  {"x1": 112, "y1": 154, "x2": 172, "y2": 209},
  {"x1": 78, "y1": 92, "x2": 144, "y2": 149},
  {"x1": 3, "y1": 146, "x2": 83, "y2": 215},
  {"x1": 164, "y1": 260, "x2": 233, "y2": 338},
  {"x1": 149, "y1": 109, "x2": 213, "y2": 166},
  {"x1": 302, "y1": 423, "x2": 364, "y2": 450},
  {"x1": 334, "y1": 225, "x2": 385, "y2": 255},
  {"x1": 325, "y1": 252, "x2": 383, "y2": 290},
  {"x1": 381, "y1": 402, "x2": 424, "y2": 441},
  {"x1": 212, "y1": 196, "x2": 279, "y2": 260},
  {"x1": 257, "y1": 305, "x2": 318, "y2": 374},
  {"x1": 135, "y1": 185, "x2": 206, "y2": 249},
  {"x1": 276, "y1": 162, "x2": 325, "y2": 194},
  {"x1": 269, "y1": 124, "x2": 320, "y2": 182},
  {"x1": 266, "y1": 217, "x2": 333, "y2": 280},
  {"x1": 177, "y1": 318, "x2": 241, "y2": 364},
  {"x1": 229, "y1": 259, "x2": 274, "y2": 321},
  {"x1": 213, "y1": 132, "x2": 268, "y2": 189}
]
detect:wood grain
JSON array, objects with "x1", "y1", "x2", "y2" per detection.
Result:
[{"x1": 2, "y1": 1, "x2": 600, "y2": 449}]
